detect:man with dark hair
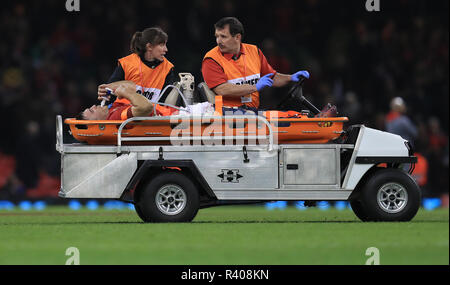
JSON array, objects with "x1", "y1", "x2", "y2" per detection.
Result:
[
  {"x1": 202, "y1": 17, "x2": 310, "y2": 110},
  {"x1": 214, "y1": 17, "x2": 245, "y2": 38}
]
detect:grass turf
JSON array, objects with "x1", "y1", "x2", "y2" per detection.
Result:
[{"x1": 0, "y1": 206, "x2": 447, "y2": 265}]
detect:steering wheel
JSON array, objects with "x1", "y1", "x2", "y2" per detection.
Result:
[{"x1": 275, "y1": 76, "x2": 321, "y2": 115}]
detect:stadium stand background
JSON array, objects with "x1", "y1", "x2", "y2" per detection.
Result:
[{"x1": 0, "y1": 0, "x2": 448, "y2": 204}]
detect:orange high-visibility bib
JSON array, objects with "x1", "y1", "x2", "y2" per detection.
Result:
[
  {"x1": 204, "y1": 44, "x2": 262, "y2": 108},
  {"x1": 116, "y1": 53, "x2": 173, "y2": 104}
]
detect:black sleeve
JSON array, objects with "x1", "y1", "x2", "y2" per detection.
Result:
[
  {"x1": 163, "y1": 67, "x2": 178, "y2": 87},
  {"x1": 107, "y1": 63, "x2": 125, "y2": 83},
  {"x1": 158, "y1": 67, "x2": 179, "y2": 103}
]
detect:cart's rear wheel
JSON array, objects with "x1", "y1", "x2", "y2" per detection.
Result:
[
  {"x1": 136, "y1": 171, "x2": 199, "y2": 222},
  {"x1": 357, "y1": 168, "x2": 421, "y2": 222}
]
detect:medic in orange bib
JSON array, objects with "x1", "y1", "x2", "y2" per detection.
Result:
[
  {"x1": 97, "y1": 27, "x2": 177, "y2": 106},
  {"x1": 202, "y1": 17, "x2": 310, "y2": 111}
]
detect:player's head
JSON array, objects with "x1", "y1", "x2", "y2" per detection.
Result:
[
  {"x1": 214, "y1": 17, "x2": 244, "y2": 54},
  {"x1": 76, "y1": 105, "x2": 109, "y2": 120}
]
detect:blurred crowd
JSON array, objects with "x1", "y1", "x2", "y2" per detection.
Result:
[{"x1": 0, "y1": 0, "x2": 448, "y2": 202}]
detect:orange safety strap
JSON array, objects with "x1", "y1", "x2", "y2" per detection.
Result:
[
  {"x1": 120, "y1": 106, "x2": 132, "y2": 120},
  {"x1": 214, "y1": 96, "x2": 223, "y2": 115}
]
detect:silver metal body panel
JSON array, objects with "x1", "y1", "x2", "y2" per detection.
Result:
[
  {"x1": 283, "y1": 149, "x2": 337, "y2": 185},
  {"x1": 60, "y1": 152, "x2": 137, "y2": 198},
  {"x1": 58, "y1": 144, "x2": 352, "y2": 200},
  {"x1": 138, "y1": 149, "x2": 279, "y2": 190},
  {"x1": 281, "y1": 147, "x2": 339, "y2": 188}
]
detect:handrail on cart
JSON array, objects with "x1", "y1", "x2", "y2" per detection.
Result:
[
  {"x1": 56, "y1": 115, "x2": 63, "y2": 153},
  {"x1": 116, "y1": 115, "x2": 275, "y2": 154}
]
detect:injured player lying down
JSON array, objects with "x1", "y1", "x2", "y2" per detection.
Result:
[{"x1": 77, "y1": 83, "x2": 214, "y2": 120}]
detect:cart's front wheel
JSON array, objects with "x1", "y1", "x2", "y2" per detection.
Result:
[
  {"x1": 136, "y1": 171, "x2": 199, "y2": 222},
  {"x1": 357, "y1": 168, "x2": 421, "y2": 222}
]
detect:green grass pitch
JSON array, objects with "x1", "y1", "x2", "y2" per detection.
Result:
[{"x1": 0, "y1": 206, "x2": 448, "y2": 265}]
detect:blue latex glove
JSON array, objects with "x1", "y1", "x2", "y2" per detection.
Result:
[
  {"x1": 256, "y1": 73, "x2": 274, "y2": 91},
  {"x1": 291, "y1": 70, "x2": 310, "y2": 82}
]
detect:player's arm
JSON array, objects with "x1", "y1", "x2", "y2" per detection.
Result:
[
  {"x1": 114, "y1": 84, "x2": 153, "y2": 116},
  {"x1": 98, "y1": 80, "x2": 135, "y2": 100}
]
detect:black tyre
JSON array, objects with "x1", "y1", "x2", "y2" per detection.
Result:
[
  {"x1": 357, "y1": 168, "x2": 421, "y2": 222},
  {"x1": 349, "y1": 198, "x2": 370, "y2": 221},
  {"x1": 136, "y1": 171, "x2": 199, "y2": 222},
  {"x1": 134, "y1": 203, "x2": 147, "y2": 222},
  {"x1": 133, "y1": 184, "x2": 147, "y2": 222}
]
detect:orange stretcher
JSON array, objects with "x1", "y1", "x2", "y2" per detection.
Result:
[
  {"x1": 65, "y1": 111, "x2": 347, "y2": 146},
  {"x1": 66, "y1": 94, "x2": 348, "y2": 145}
]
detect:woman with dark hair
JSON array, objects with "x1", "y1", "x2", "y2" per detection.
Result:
[{"x1": 97, "y1": 27, "x2": 177, "y2": 105}]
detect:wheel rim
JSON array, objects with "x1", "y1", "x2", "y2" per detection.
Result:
[
  {"x1": 155, "y1": 184, "x2": 187, "y2": 216},
  {"x1": 377, "y1": 183, "x2": 408, "y2": 213}
]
